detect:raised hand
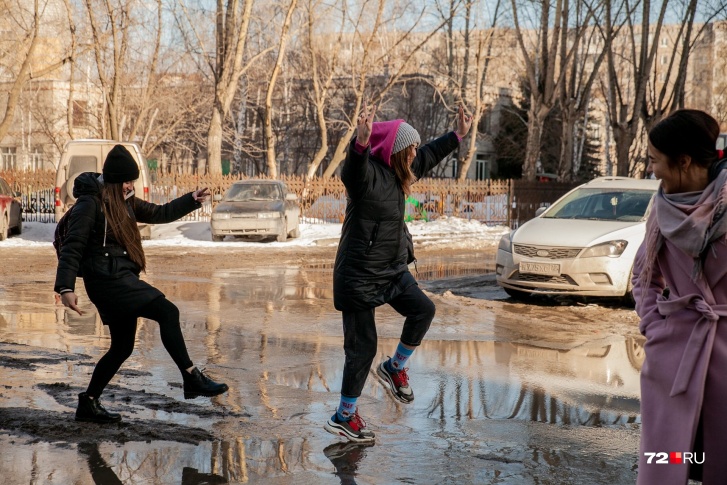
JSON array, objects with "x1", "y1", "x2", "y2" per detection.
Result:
[
  {"x1": 455, "y1": 104, "x2": 473, "y2": 139},
  {"x1": 193, "y1": 187, "x2": 210, "y2": 202},
  {"x1": 356, "y1": 101, "x2": 377, "y2": 147}
]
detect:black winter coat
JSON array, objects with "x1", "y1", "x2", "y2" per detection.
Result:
[
  {"x1": 333, "y1": 131, "x2": 459, "y2": 311},
  {"x1": 54, "y1": 172, "x2": 202, "y2": 323}
]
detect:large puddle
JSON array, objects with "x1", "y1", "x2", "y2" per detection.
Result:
[{"x1": 0, "y1": 256, "x2": 643, "y2": 483}]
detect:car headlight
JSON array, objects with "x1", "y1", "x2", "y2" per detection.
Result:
[
  {"x1": 498, "y1": 231, "x2": 515, "y2": 252},
  {"x1": 257, "y1": 212, "x2": 281, "y2": 219},
  {"x1": 581, "y1": 240, "x2": 628, "y2": 258},
  {"x1": 213, "y1": 213, "x2": 231, "y2": 220}
]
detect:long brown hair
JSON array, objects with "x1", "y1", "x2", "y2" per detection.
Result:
[
  {"x1": 390, "y1": 149, "x2": 416, "y2": 195},
  {"x1": 101, "y1": 182, "x2": 146, "y2": 271}
]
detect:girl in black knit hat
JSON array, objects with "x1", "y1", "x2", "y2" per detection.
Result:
[
  {"x1": 324, "y1": 104, "x2": 472, "y2": 443},
  {"x1": 55, "y1": 144, "x2": 228, "y2": 423}
]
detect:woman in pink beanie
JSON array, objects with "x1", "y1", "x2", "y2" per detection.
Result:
[{"x1": 325, "y1": 103, "x2": 472, "y2": 443}]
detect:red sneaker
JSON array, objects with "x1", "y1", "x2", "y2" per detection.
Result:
[
  {"x1": 324, "y1": 408, "x2": 376, "y2": 443},
  {"x1": 377, "y1": 358, "x2": 414, "y2": 403}
]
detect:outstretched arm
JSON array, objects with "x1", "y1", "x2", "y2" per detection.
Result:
[
  {"x1": 133, "y1": 190, "x2": 203, "y2": 224},
  {"x1": 341, "y1": 102, "x2": 377, "y2": 198},
  {"x1": 411, "y1": 105, "x2": 473, "y2": 179}
]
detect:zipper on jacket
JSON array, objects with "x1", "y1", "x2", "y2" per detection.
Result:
[{"x1": 365, "y1": 223, "x2": 379, "y2": 255}]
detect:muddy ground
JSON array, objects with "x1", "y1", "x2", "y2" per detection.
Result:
[{"x1": 0, "y1": 244, "x2": 643, "y2": 484}]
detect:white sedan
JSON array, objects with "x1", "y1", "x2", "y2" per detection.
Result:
[{"x1": 496, "y1": 176, "x2": 660, "y2": 302}]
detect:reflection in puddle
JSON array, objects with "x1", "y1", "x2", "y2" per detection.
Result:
[
  {"x1": 273, "y1": 337, "x2": 644, "y2": 426},
  {"x1": 0, "y1": 257, "x2": 640, "y2": 483}
]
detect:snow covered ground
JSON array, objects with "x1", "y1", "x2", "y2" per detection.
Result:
[{"x1": 2, "y1": 216, "x2": 509, "y2": 249}]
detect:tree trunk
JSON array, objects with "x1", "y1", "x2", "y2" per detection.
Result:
[
  {"x1": 208, "y1": 107, "x2": 224, "y2": 175},
  {"x1": 523, "y1": 105, "x2": 547, "y2": 180},
  {"x1": 264, "y1": 0, "x2": 298, "y2": 179},
  {"x1": 558, "y1": 104, "x2": 576, "y2": 181}
]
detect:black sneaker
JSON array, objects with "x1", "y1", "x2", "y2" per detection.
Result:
[
  {"x1": 377, "y1": 358, "x2": 414, "y2": 403},
  {"x1": 183, "y1": 368, "x2": 229, "y2": 399},
  {"x1": 75, "y1": 392, "x2": 122, "y2": 423},
  {"x1": 323, "y1": 409, "x2": 375, "y2": 443}
]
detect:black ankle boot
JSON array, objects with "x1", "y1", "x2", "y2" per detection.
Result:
[
  {"x1": 183, "y1": 368, "x2": 229, "y2": 399},
  {"x1": 75, "y1": 392, "x2": 122, "y2": 423}
]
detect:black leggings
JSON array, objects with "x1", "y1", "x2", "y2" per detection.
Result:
[
  {"x1": 86, "y1": 297, "x2": 194, "y2": 398},
  {"x1": 340, "y1": 283, "x2": 436, "y2": 398}
]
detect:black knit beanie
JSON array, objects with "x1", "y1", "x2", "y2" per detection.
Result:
[{"x1": 103, "y1": 145, "x2": 140, "y2": 184}]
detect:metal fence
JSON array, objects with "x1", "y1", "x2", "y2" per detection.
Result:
[
  {"x1": 1, "y1": 169, "x2": 577, "y2": 227},
  {"x1": 21, "y1": 188, "x2": 56, "y2": 223}
]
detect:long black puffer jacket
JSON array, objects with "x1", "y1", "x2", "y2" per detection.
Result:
[
  {"x1": 333, "y1": 131, "x2": 459, "y2": 312},
  {"x1": 54, "y1": 172, "x2": 201, "y2": 322}
]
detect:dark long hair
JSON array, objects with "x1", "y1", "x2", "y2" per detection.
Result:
[
  {"x1": 101, "y1": 182, "x2": 146, "y2": 271},
  {"x1": 390, "y1": 149, "x2": 416, "y2": 195},
  {"x1": 649, "y1": 109, "x2": 720, "y2": 170}
]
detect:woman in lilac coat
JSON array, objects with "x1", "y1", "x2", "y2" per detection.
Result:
[{"x1": 633, "y1": 109, "x2": 727, "y2": 484}]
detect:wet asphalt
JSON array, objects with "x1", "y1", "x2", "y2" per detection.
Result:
[{"x1": 0, "y1": 250, "x2": 642, "y2": 484}]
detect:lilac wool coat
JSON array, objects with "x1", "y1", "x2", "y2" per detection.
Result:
[{"x1": 633, "y1": 224, "x2": 727, "y2": 484}]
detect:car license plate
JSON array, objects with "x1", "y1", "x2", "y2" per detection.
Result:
[{"x1": 520, "y1": 261, "x2": 560, "y2": 276}]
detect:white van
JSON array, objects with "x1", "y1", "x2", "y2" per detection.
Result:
[{"x1": 55, "y1": 140, "x2": 154, "y2": 238}]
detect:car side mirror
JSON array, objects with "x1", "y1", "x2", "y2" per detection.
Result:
[
  {"x1": 535, "y1": 206, "x2": 547, "y2": 217},
  {"x1": 13, "y1": 191, "x2": 21, "y2": 198},
  {"x1": 213, "y1": 194, "x2": 222, "y2": 202},
  {"x1": 285, "y1": 193, "x2": 297, "y2": 201}
]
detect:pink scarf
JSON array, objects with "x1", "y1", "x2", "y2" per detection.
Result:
[{"x1": 640, "y1": 170, "x2": 727, "y2": 293}]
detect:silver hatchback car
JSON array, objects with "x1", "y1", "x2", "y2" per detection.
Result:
[
  {"x1": 496, "y1": 177, "x2": 660, "y2": 301},
  {"x1": 210, "y1": 180, "x2": 300, "y2": 242}
]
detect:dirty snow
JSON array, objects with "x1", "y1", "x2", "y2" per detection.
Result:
[{"x1": 4, "y1": 217, "x2": 510, "y2": 249}]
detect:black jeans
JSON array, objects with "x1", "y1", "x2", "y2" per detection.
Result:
[
  {"x1": 340, "y1": 283, "x2": 435, "y2": 398},
  {"x1": 86, "y1": 296, "x2": 194, "y2": 398}
]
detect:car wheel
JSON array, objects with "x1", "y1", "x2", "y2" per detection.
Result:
[
  {"x1": 212, "y1": 235, "x2": 224, "y2": 242},
  {"x1": 625, "y1": 337, "x2": 646, "y2": 371},
  {"x1": 12, "y1": 215, "x2": 22, "y2": 235},
  {"x1": 622, "y1": 269, "x2": 635, "y2": 307},
  {"x1": 289, "y1": 226, "x2": 300, "y2": 238},
  {"x1": 0, "y1": 214, "x2": 7, "y2": 241},
  {"x1": 276, "y1": 219, "x2": 288, "y2": 242},
  {"x1": 504, "y1": 287, "x2": 530, "y2": 300}
]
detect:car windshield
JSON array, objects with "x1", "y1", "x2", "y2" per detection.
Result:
[
  {"x1": 224, "y1": 183, "x2": 281, "y2": 201},
  {"x1": 543, "y1": 188, "x2": 656, "y2": 222}
]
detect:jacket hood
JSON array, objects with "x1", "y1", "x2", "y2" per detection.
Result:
[
  {"x1": 369, "y1": 119, "x2": 404, "y2": 167},
  {"x1": 73, "y1": 172, "x2": 103, "y2": 198}
]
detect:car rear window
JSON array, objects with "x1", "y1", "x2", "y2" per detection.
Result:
[
  {"x1": 544, "y1": 188, "x2": 655, "y2": 221},
  {"x1": 68, "y1": 156, "x2": 98, "y2": 175}
]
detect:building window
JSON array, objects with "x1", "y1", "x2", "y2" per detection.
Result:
[
  {"x1": 661, "y1": 37, "x2": 669, "y2": 47},
  {"x1": 451, "y1": 158, "x2": 458, "y2": 178},
  {"x1": 475, "y1": 154, "x2": 490, "y2": 180},
  {"x1": 73, "y1": 100, "x2": 89, "y2": 128},
  {"x1": 1, "y1": 147, "x2": 17, "y2": 170},
  {"x1": 659, "y1": 72, "x2": 667, "y2": 82},
  {"x1": 29, "y1": 147, "x2": 43, "y2": 170},
  {"x1": 661, "y1": 55, "x2": 668, "y2": 65}
]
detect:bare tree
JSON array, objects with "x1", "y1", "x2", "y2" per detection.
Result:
[
  {"x1": 511, "y1": 0, "x2": 592, "y2": 180},
  {"x1": 599, "y1": 0, "x2": 669, "y2": 176},
  {"x1": 321, "y1": 0, "x2": 450, "y2": 178},
  {"x1": 556, "y1": 0, "x2": 609, "y2": 182},
  {"x1": 263, "y1": 0, "x2": 299, "y2": 178},
  {"x1": 456, "y1": 0, "x2": 503, "y2": 181},
  {"x1": 0, "y1": 0, "x2": 73, "y2": 144},
  {"x1": 176, "y1": 0, "x2": 262, "y2": 174},
  {"x1": 302, "y1": 0, "x2": 346, "y2": 181}
]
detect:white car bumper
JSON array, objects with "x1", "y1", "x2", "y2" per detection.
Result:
[{"x1": 495, "y1": 247, "x2": 632, "y2": 297}]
